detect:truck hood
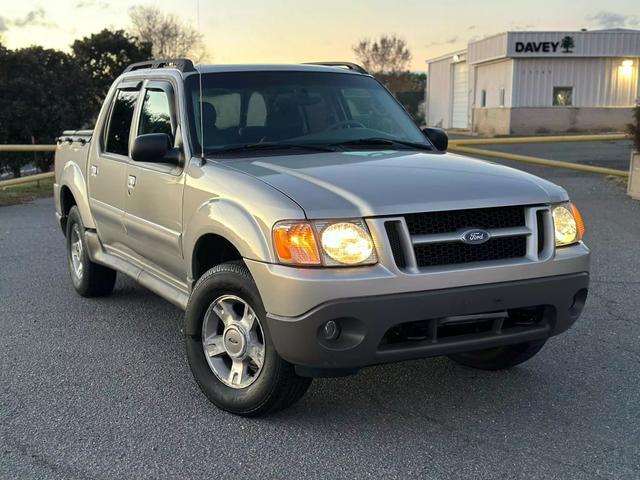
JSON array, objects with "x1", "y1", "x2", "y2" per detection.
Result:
[{"x1": 218, "y1": 150, "x2": 568, "y2": 218}]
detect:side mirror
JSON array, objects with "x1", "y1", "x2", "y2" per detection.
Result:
[
  {"x1": 422, "y1": 127, "x2": 448, "y2": 152},
  {"x1": 131, "y1": 133, "x2": 179, "y2": 164}
]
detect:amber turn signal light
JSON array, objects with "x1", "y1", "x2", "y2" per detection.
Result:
[
  {"x1": 569, "y1": 203, "x2": 585, "y2": 240},
  {"x1": 273, "y1": 222, "x2": 321, "y2": 265}
]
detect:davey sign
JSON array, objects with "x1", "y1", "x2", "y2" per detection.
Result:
[{"x1": 514, "y1": 36, "x2": 575, "y2": 54}]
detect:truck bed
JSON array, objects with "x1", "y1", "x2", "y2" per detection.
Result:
[{"x1": 54, "y1": 130, "x2": 94, "y2": 185}]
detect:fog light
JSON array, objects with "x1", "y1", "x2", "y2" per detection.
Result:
[{"x1": 321, "y1": 320, "x2": 340, "y2": 340}]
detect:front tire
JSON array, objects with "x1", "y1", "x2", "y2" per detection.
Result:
[
  {"x1": 185, "y1": 262, "x2": 311, "y2": 416},
  {"x1": 65, "y1": 206, "x2": 116, "y2": 297},
  {"x1": 447, "y1": 340, "x2": 547, "y2": 370}
]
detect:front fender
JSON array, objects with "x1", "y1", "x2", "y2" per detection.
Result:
[
  {"x1": 183, "y1": 198, "x2": 275, "y2": 281},
  {"x1": 58, "y1": 160, "x2": 95, "y2": 229}
]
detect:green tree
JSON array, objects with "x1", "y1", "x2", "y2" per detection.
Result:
[
  {"x1": 627, "y1": 103, "x2": 640, "y2": 152},
  {"x1": 391, "y1": 73, "x2": 427, "y2": 124},
  {"x1": 71, "y1": 29, "x2": 151, "y2": 116},
  {"x1": 0, "y1": 46, "x2": 93, "y2": 176}
]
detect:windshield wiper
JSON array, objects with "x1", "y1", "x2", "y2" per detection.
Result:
[
  {"x1": 206, "y1": 142, "x2": 336, "y2": 155},
  {"x1": 331, "y1": 138, "x2": 432, "y2": 151}
]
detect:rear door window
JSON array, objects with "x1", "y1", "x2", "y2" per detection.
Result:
[{"x1": 105, "y1": 90, "x2": 139, "y2": 156}]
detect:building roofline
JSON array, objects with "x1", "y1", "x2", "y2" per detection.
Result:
[
  {"x1": 426, "y1": 49, "x2": 468, "y2": 64},
  {"x1": 426, "y1": 28, "x2": 640, "y2": 64},
  {"x1": 476, "y1": 28, "x2": 640, "y2": 38},
  {"x1": 506, "y1": 28, "x2": 640, "y2": 34}
]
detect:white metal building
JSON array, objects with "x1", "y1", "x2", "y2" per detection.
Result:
[{"x1": 426, "y1": 29, "x2": 640, "y2": 135}]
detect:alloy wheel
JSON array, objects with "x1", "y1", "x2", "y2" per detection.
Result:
[
  {"x1": 201, "y1": 294, "x2": 266, "y2": 389},
  {"x1": 70, "y1": 224, "x2": 84, "y2": 279}
]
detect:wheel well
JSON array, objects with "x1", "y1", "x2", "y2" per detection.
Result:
[
  {"x1": 192, "y1": 234, "x2": 243, "y2": 281},
  {"x1": 60, "y1": 186, "x2": 77, "y2": 232}
]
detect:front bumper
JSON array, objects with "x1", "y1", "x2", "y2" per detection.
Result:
[
  {"x1": 246, "y1": 242, "x2": 590, "y2": 318},
  {"x1": 265, "y1": 273, "x2": 588, "y2": 373}
]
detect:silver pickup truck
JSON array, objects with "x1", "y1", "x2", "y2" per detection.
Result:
[{"x1": 54, "y1": 59, "x2": 589, "y2": 416}]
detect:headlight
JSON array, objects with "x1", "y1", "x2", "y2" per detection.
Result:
[
  {"x1": 552, "y1": 203, "x2": 584, "y2": 247},
  {"x1": 318, "y1": 221, "x2": 376, "y2": 265},
  {"x1": 273, "y1": 219, "x2": 377, "y2": 266}
]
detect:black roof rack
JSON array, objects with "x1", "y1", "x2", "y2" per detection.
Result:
[
  {"x1": 123, "y1": 58, "x2": 195, "y2": 74},
  {"x1": 304, "y1": 62, "x2": 368, "y2": 74}
]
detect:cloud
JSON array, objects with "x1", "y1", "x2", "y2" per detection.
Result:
[
  {"x1": 588, "y1": 11, "x2": 640, "y2": 28},
  {"x1": 467, "y1": 25, "x2": 477, "y2": 31},
  {"x1": 510, "y1": 24, "x2": 536, "y2": 31},
  {"x1": 427, "y1": 36, "x2": 460, "y2": 47},
  {"x1": 75, "y1": 0, "x2": 109, "y2": 8},
  {"x1": 13, "y1": 8, "x2": 51, "y2": 28},
  {"x1": 0, "y1": 8, "x2": 56, "y2": 34}
]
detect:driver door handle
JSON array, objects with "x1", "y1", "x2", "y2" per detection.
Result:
[{"x1": 127, "y1": 175, "x2": 136, "y2": 194}]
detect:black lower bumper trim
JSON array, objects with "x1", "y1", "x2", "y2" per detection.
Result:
[{"x1": 266, "y1": 273, "x2": 588, "y2": 372}]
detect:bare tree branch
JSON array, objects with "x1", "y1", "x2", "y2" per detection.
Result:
[
  {"x1": 129, "y1": 6, "x2": 209, "y2": 62},
  {"x1": 352, "y1": 34, "x2": 411, "y2": 75}
]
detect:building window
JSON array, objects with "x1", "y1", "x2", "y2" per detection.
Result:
[
  {"x1": 499, "y1": 88, "x2": 505, "y2": 107},
  {"x1": 480, "y1": 90, "x2": 487, "y2": 107},
  {"x1": 552, "y1": 87, "x2": 573, "y2": 106}
]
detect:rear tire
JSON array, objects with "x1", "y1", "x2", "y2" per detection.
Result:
[
  {"x1": 185, "y1": 262, "x2": 311, "y2": 417},
  {"x1": 65, "y1": 206, "x2": 116, "y2": 297},
  {"x1": 447, "y1": 340, "x2": 547, "y2": 370}
]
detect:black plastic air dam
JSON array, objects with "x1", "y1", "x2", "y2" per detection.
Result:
[{"x1": 266, "y1": 273, "x2": 589, "y2": 373}]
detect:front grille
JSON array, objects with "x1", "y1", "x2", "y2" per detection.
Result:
[
  {"x1": 385, "y1": 221, "x2": 407, "y2": 268},
  {"x1": 383, "y1": 206, "x2": 538, "y2": 270},
  {"x1": 536, "y1": 210, "x2": 545, "y2": 254},
  {"x1": 379, "y1": 307, "x2": 547, "y2": 350},
  {"x1": 413, "y1": 236, "x2": 527, "y2": 267},
  {"x1": 405, "y1": 206, "x2": 525, "y2": 235}
]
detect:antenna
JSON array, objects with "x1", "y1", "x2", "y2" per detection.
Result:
[{"x1": 196, "y1": 0, "x2": 204, "y2": 161}]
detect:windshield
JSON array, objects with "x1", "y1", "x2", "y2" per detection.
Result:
[{"x1": 184, "y1": 71, "x2": 430, "y2": 155}]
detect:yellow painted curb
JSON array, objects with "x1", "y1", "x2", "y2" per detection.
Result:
[
  {"x1": 449, "y1": 145, "x2": 629, "y2": 178},
  {"x1": 449, "y1": 134, "x2": 630, "y2": 147},
  {"x1": 0, "y1": 172, "x2": 55, "y2": 188}
]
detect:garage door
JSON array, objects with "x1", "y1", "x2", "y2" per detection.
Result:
[{"x1": 451, "y1": 62, "x2": 469, "y2": 129}]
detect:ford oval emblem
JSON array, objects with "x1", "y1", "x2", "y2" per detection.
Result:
[{"x1": 461, "y1": 229, "x2": 490, "y2": 245}]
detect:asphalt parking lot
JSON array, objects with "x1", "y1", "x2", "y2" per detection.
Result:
[{"x1": 1, "y1": 141, "x2": 639, "y2": 479}]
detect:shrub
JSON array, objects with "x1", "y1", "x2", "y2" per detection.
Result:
[{"x1": 628, "y1": 104, "x2": 640, "y2": 152}]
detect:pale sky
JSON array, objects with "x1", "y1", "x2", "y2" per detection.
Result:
[{"x1": 1, "y1": 0, "x2": 639, "y2": 71}]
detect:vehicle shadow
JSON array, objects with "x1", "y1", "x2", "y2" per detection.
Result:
[{"x1": 274, "y1": 358, "x2": 553, "y2": 430}]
